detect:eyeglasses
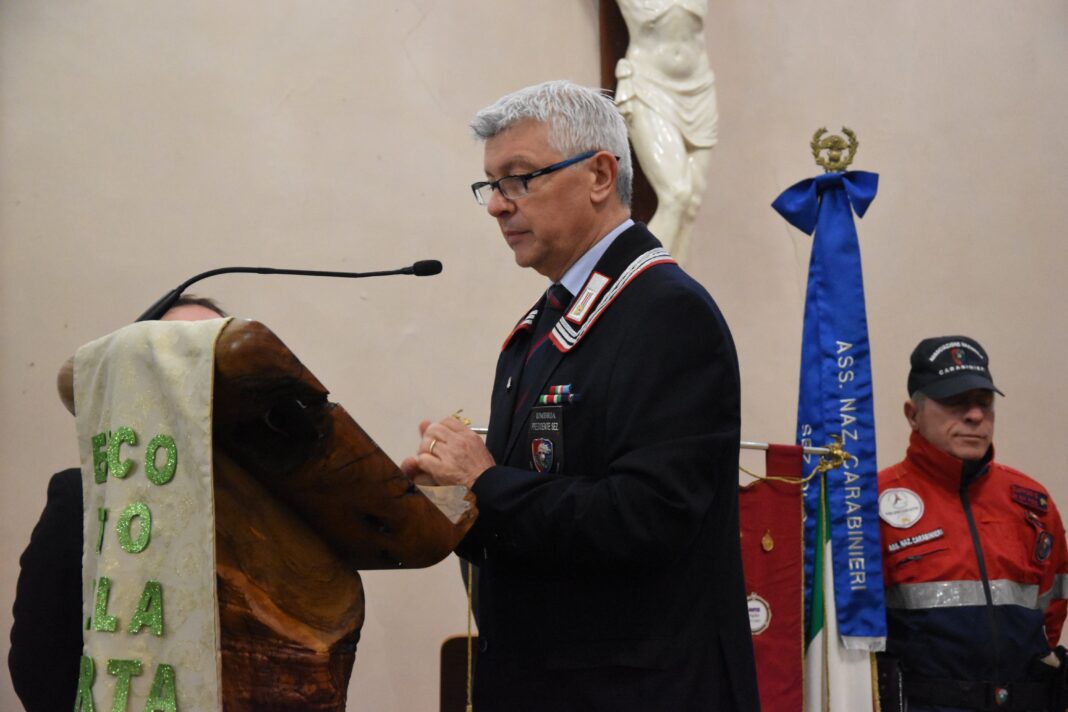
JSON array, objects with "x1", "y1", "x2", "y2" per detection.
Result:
[{"x1": 471, "y1": 150, "x2": 599, "y2": 206}]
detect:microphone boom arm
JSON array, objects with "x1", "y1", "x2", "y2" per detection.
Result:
[{"x1": 135, "y1": 261, "x2": 441, "y2": 322}]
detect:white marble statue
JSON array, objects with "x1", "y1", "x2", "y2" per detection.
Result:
[{"x1": 615, "y1": 0, "x2": 718, "y2": 263}]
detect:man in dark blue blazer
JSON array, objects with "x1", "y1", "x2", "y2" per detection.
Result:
[{"x1": 402, "y1": 80, "x2": 758, "y2": 711}]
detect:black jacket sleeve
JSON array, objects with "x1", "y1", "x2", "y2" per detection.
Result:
[{"x1": 9, "y1": 468, "x2": 84, "y2": 712}]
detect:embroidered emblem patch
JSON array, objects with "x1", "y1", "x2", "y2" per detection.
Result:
[
  {"x1": 531, "y1": 438, "x2": 554, "y2": 473},
  {"x1": 1035, "y1": 531, "x2": 1054, "y2": 563},
  {"x1": 886, "y1": 528, "x2": 944, "y2": 554},
  {"x1": 879, "y1": 488, "x2": 924, "y2": 529},
  {"x1": 566, "y1": 272, "x2": 610, "y2": 325},
  {"x1": 1025, "y1": 510, "x2": 1045, "y2": 531},
  {"x1": 528, "y1": 405, "x2": 563, "y2": 473},
  {"x1": 1011, "y1": 485, "x2": 1049, "y2": 513},
  {"x1": 747, "y1": 593, "x2": 771, "y2": 635}
]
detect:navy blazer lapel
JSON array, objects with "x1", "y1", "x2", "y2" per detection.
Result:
[
  {"x1": 500, "y1": 223, "x2": 667, "y2": 463},
  {"x1": 486, "y1": 301, "x2": 539, "y2": 459}
]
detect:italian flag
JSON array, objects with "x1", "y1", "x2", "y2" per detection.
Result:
[{"x1": 804, "y1": 477, "x2": 877, "y2": 711}]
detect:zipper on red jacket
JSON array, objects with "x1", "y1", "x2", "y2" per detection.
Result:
[{"x1": 959, "y1": 458, "x2": 1001, "y2": 683}]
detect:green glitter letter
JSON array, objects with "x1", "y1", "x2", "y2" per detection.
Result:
[
  {"x1": 144, "y1": 663, "x2": 178, "y2": 712},
  {"x1": 93, "y1": 577, "x2": 118, "y2": 632},
  {"x1": 96, "y1": 508, "x2": 108, "y2": 554},
  {"x1": 92, "y1": 432, "x2": 109, "y2": 484},
  {"x1": 128, "y1": 580, "x2": 164, "y2": 637},
  {"x1": 107, "y1": 426, "x2": 137, "y2": 480},
  {"x1": 144, "y1": 434, "x2": 177, "y2": 485},
  {"x1": 74, "y1": 655, "x2": 97, "y2": 712},
  {"x1": 116, "y1": 502, "x2": 152, "y2": 554},
  {"x1": 106, "y1": 658, "x2": 143, "y2": 712}
]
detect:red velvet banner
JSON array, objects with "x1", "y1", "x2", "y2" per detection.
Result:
[{"x1": 739, "y1": 445, "x2": 805, "y2": 712}]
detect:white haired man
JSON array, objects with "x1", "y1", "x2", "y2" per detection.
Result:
[{"x1": 402, "y1": 81, "x2": 758, "y2": 711}]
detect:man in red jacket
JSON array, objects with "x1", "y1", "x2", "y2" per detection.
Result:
[{"x1": 878, "y1": 335, "x2": 1068, "y2": 711}]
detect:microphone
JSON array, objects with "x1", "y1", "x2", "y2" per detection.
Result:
[
  {"x1": 135, "y1": 260, "x2": 443, "y2": 322},
  {"x1": 410, "y1": 260, "x2": 443, "y2": 276}
]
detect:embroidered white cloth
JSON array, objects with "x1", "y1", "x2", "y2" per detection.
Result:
[{"x1": 75, "y1": 318, "x2": 230, "y2": 711}]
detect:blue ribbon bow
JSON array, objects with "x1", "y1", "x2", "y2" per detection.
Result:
[{"x1": 772, "y1": 171, "x2": 879, "y2": 235}]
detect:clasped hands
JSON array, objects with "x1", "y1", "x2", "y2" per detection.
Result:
[{"x1": 400, "y1": 413, "x2": 495, "y2": 489}]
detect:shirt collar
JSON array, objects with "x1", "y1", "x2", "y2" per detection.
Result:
[{"x1": 557, "y1": 219, "x2": 634, "y2": 296}]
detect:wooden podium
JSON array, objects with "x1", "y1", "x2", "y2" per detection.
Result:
[{"x1": 63, "y1": 319, "x2": 476, "y2": 710}]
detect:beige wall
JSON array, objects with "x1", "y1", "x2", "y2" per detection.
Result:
[{"x1": 1, "y1": 1, "x2": 1065, "y2": 710}]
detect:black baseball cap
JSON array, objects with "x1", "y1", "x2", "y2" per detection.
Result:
[{"x1": 907, "y1": 335, "x2": 1004, "y2": 399}]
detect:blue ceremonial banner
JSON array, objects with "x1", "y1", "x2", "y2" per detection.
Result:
[{"x1": 773, "y1": 171, "x2": 887, "y2": 650}]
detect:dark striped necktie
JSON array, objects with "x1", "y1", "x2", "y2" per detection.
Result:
[{"x1": 516, "y1": 283, "x2": 572, "y2": 407}]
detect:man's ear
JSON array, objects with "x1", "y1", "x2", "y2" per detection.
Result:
[
  {"x1": 588, "y1": 151, "x2": 619, "y2": 204},
  {"x1": 904, "y1": 400, "x2": 919, "y2": 431}
]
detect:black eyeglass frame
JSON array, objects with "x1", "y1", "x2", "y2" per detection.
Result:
[{"x1": 471, "y1": 150, "x2": 609, "y2": 205}]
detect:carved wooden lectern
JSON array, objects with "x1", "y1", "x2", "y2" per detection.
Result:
[{"x1": 63, "y1": 319, "x2": 476, "y2": 711}]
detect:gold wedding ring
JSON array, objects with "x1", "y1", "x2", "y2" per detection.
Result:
[{"x1": 429, "y1": 438, "x2": 438, "y2": 455}]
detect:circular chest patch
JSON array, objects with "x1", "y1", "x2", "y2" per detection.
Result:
[
  {"x1": 879, "y1": 488, "x2": 924, "y2": 529},
  {"x1": 747, "y1": 593, "x2": 771, "y2": 635},
  {"x1": 1035, "y1": 531, "x2": 1054, "y2": 563}
]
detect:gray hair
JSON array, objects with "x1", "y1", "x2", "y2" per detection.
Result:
[{"x1": 470, "y1": 80, "x2": 633, "y2": 206}]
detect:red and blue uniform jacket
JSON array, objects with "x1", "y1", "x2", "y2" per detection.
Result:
[{"x1": 879, "y1": 432, "x2": 1068, "y2": 698}]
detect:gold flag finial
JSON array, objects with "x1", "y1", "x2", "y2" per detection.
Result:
[
  {"x1": 811, "y1": 127, "x2": 858, "y2": 173},
  {"x1": 816, "y1": 434, "x2": 851, "y2": 473}
]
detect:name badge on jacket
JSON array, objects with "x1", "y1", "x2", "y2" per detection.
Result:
[{"x1": 528, "y1": 405, "x2": 563, "y2": 473}]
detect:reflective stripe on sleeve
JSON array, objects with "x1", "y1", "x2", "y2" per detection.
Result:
[
  {"x1": 1053, "y1": 573, "x2": 1068, "y2": 600},
  {"x1": 886, "y1": 579, "x2": 1040, "y2": 610},
  {"x1": 1038, "y1": 573, "x2": 1068, "y2": 610}
]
